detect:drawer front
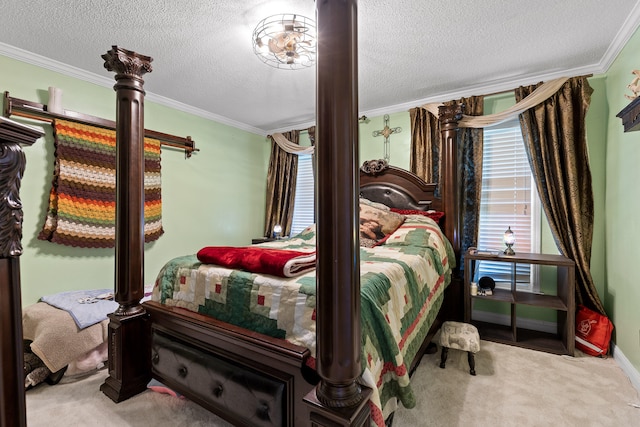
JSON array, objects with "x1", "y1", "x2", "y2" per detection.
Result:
[{"x1": 152, "y1": 330, "x2": 285, "y2": 427}]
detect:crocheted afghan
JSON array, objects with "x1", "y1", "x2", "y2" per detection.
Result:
[{"x1": 38, "y1": 119, "x2": 163, "y2": 248}]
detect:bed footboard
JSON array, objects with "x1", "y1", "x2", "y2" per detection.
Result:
[
  {"x1": 144, "y1": 301, "x2": 317, "y2": 427},
  {"x1": 152, "y1": 331, "x2": 286, "y2": 426}
]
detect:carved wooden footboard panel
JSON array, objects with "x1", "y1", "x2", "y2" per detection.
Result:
[{"x1": 145, "y1": 301, "x2": 317, "y2": 426}]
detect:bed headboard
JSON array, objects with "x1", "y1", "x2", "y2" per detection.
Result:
[{"x1": 359, "y1": 159, "x2": 442, "y2": 212}]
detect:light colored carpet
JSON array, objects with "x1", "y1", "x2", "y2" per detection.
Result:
[{"x1": 26, "y1": 341, "x2": 640, "y2": 426}]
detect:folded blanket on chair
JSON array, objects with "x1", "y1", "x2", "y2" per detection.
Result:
[
  {"x1": 196, "y1": 246, "x2": 316, "y2": 277},
  {"x1": 40, "y1": 288, "x2": 118, "y2": 329}
]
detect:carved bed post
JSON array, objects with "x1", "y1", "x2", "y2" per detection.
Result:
[
  {"x1": 439, "y1": 103, "x2": 463, "y2": 262},
  {"x1": 304, "y1": 1, "x2": 372, "y2": 426},
  {"x1": 100, "y1": 46, "x2": 152, "y2": 402},
  {"x1": 0, "y1": 116, "x2": 43, "y2": 427},
  {"x1": 439, "y1": 103, "x2": 464, "y2": 321}
]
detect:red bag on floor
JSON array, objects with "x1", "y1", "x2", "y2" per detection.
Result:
[{"x1": 575, "y1": 305, "x2": 613, "y2": 357}]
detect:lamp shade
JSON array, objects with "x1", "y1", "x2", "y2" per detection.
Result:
[
  {"x1": 273, "y1": 224, "x2": 283, "y2": 239},
  {"x1": 503, "y1": 226, "x2": 515, "y2": 255},
  {"x1": 503, "y1": 227, "x2": 515, "y2": 245},
  {"x1": 252, "y1": 14, "x2": 316, "y2": 70}
]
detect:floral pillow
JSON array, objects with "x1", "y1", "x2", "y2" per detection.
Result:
[{"x1": 359, "y1": 202, "x2": 405, "y2": 247}]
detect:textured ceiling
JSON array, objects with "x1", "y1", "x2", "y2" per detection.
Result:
[{"x1": 1, "y1": 0, "x2": 639, "y2": 134}]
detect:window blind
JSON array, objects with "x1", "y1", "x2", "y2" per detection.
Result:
[
  {"x1": 476, "y1": 122, "x2": 540, "y2": 291},
  {"x1": 290, "y1": 154, "x2": 315, "y2": 235}
]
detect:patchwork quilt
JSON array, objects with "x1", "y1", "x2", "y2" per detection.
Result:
[{"x1": 152, "y1": 215, "x2": 454, "y2": 426}]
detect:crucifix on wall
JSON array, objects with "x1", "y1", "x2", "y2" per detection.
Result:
[{"x1": 372, "y1": 114, "x2": 402, "y2": 162}]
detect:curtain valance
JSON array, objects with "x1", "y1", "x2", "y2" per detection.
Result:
[
  {"x1": 271, "y1": 132, "x2": 315, "y2": 155},
  {"x1": 421, "y1": 77, "x2": 569, "y2": 128}
]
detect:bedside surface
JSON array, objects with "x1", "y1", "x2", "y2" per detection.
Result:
[{"x1": 251, "y1": 237, "x2": 276, "y2": 244}]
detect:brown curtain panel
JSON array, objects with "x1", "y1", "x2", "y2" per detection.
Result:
[
  {"x1": 307, "y1": 126, "x2": 316, "y2": 180},
  {"x1": 264, "y1": 130, "x2": 300, "y2": 238},
  {"x1": 409, "y1": 106, "x2": 440, "y2": 184},
  {"x1": 516, "y1": 76, "x2": 605, "y2": 315},
  {"x1": 456, "y1": 96, "x2": 484, "y2": 257}
]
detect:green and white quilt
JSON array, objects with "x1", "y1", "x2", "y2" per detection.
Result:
[{"x1": 152, "y1": 215, "x2": 454, "y2": 426}]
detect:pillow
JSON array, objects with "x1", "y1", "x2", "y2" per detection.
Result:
[
  {"x1": 359, "y1": 202, "x2": 405, "y2": 247},
  {"x1": 289, "y1": 223, "x2": 316, "y2": 241},
  {"x1": 390, "y1": 208, "x2": 445, "y2": 224}
]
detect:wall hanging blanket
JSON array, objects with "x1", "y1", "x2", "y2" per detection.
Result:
[{"x1": 38, "y1": 119, "x2": 163, "y2": 248}]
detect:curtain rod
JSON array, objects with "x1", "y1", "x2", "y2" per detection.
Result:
[{"x1": 3, "y1": 91, "x2": 199, "y2": 158}]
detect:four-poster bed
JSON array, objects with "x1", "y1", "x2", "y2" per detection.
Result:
[
  {"x1": 96, "y1": 35, "x2": 464, "y2": 427},
  {"x1": 0, "y1": 2, "x2": 466, "y2": 427}
]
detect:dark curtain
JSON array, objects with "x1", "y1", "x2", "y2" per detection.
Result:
[
  {"x1": 410, "y1": 98, "x2": 484, "y2": 260},
  {"x1": 515, "y1": 76, "x2": 605, "y2": 315},
  {"x1": 308, "y1": 126, "x2": 316, "y2": 180},
  {"x1": 456, "y1": 97, "x2": 484, "y2": 258},
  {"x1": 409, "y1": 107, "x2": 440, "y2": 185},
  {"x1": 264, "y1": 130, "x2": 300, "y2": 238}
]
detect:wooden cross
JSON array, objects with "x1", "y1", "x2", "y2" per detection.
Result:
[{"x1": 372, "y1": 114, "x2": 402, "y2": 162}]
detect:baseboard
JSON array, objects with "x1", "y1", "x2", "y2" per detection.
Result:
[
  {"x1": 611, "y1": 342, "x2": 640, "y2": 394},
  {"x1": 471, "y1": 309, "x2": 557, "y2": 334}
]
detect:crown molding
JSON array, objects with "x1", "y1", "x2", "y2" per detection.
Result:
[
  {"x1": 598, "y1": 1, "x2": 640, "y2": 74},
  {"x1": 265, "y1": 63, "x2": 601, "y2": 134},
  {"x1": 0, "y1": 42, "x2": 264, "y2": 136},
  {"x1": 0, "y1": 42, "x2": 113, "y2": 87},
  {"x1": 267, "y1": 119, "x2": 317, "y2": 135},
  {"x1": 143, "y1": 92, "x2": 265, "y2": 135}
]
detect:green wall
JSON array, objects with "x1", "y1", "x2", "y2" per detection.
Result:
[
  {"x1": 0, "y1": 55, "x2": 270, "y2": 306},
  {"x1": 603, "y1": 26, "x2": 640, "y2": 373},
  {"x1": 359, "y1": 111, "x2": 412, "y2": 166}
]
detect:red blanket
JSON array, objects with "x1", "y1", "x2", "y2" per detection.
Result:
[{"x1": 196, "y1": 246, "x2": 316, "y2": 277}]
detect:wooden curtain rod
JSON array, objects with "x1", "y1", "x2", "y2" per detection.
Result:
[{"x1": 2, "y1": 91, "x2": 199, "y2": 158}]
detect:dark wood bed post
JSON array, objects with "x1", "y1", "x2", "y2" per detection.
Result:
[
  {"x1": 304, "y1": 1, "x2": 372, "y2": 426},
  {"x1": 0, "y1": 117, "x2": 43, "y2": 427},
  {"x1": 439, "y1": 103, "x2": 463, "y2": 261},
  {"x1": 100, "y1": 46, "x2": 153, "y2": 403},
  {"x1": 438, "y1": 103, "x2": 464, "y2": 321}
]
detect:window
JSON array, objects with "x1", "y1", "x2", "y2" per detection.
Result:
[
  {"x1": 475, "y1": 120, "x2": 541, "y2": 292},
  {"x1": 290, "y1": 154, "x2": 315, "y2": 235}
]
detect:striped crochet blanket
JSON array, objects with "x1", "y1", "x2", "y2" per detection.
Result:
[{"x1": 38, "y1": 119, "x2": 163, "y2": 248}]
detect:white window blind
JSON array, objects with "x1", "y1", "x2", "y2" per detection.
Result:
[
  {"x1": 290, "y1": 154, "x2": 315, "y2": 235},
  {"x1": 476, "y1": 121, "x2": 541, "y2": 291}
]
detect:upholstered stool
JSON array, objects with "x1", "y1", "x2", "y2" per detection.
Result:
[{"x1": 439, "y1": 321, "x2": 480, "y2": 376}]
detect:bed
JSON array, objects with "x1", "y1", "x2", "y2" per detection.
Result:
[
  {"x1": 98, "y1": 8, "x2": 466, "y2": 423},
  {"x1": 0, "y1": 2, "x2": 466, "y2": 427},
  {"x1": 98, "y1": 111, "x2": 463, "y2": 427},
  {"x1": 146, "y1": 190, "x2": 453, "y2": 425}
]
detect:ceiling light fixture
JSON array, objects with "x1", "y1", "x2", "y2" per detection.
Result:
[{"x1": 252, "y1": 14, "x2": 316, "y2": 70}]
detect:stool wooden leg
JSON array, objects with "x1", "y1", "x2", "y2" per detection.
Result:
[
  {"x1": 439, "y1": 346, "x2": 448, "y2": 369},
  {"x1": 467, "y1": 352, "x2": 476, "y2": 376}
]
